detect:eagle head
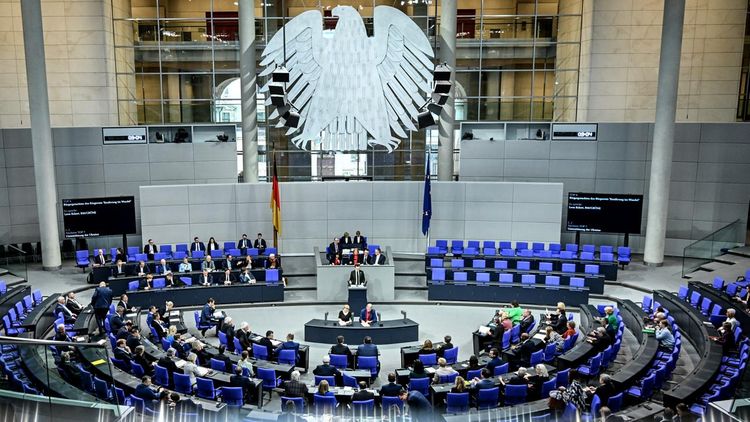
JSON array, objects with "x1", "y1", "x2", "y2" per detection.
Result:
[{"x1": 331, "y1": 5, "x2": 356, "y2": 18}]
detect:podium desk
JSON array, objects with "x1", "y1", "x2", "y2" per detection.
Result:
[
  {"x1": 314, "y1": 246, "x2": 395, "y2": 303},
  {"x1": 304, "y1": 318, "x2": 419, "y2": 345},
  {"x1": 348, "y1": 286, "x2": 368, "y2": 313}
]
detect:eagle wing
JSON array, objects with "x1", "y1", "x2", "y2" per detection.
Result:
[
  {"x1": 259, "y1": 10, "x2": 325, "y2": 141},
  {"x1": 371, "y1": 6, "x2": 434, "y2": 141}
]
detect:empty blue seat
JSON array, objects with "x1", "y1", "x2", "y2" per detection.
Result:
[
  {"x1": 75, "y1": 250, "x2": 89, "y2": 270},
  {"x1": 521, "y1": 274, "x2": 536, "y2": 285},
  {"x1": 600, "y1": 252, "x2": 614, "y2": 262},
  {"x1": 678, "y1": 285, "x2": 689, "y2": 300},
  {"x1": 476, "y1": 273, "x2": 490, "y2": 285},
  {"x1": 352, "y1": 399, "x2": 375, "y2": 416},
  {"x1": 582, "y1": 244, "x2": 595, "y2": 253},
  {"x1": 451, "y1": 258, "x2": 464, "y2": 268},
  {"x1": 172, "y1": 251, "x2": 187, "y2": 260},
  {"x1": 464, "y1": 247, "x2": 478, "y2": 256},
  {"x1": 482, "y1": 241, "x2": 495, "y2": 251},
  {"x1": 584, "y1": 264, "x2": 599, "y2": 275},
  {"x1": 608, "y1": 392, "x2": 624, "y2": 412},
  {"x1": 472, "y1": 259, "x2": 486, "y2": 268},
  {"x1": 446, "y1": 392, "x2": 469, "y2": 413},
  {"x1": 152, "y1": 278, "x2": 166, "y2": 289},
  {"x1": 192, "y1": 250, "x2": 205, "y2": 259},
  {"x1": 518, "y1": 249, "x2": 533, "y2": 257},
  {"x1": 690, "y1": 291, "x2": 701, "y2": 307},
  {"x1": 477, "y1": 387, "x2": 499, "y2": 409},
  {"x1": 600, "y1": 245, "x2": 614, "y2": 254},
  {"x1": 409, "y1": 377, "x2": 430, "y2": 395},
  {"x1": 530, "y1": 350, "x2": 544, "y2": 366},
  {"x1": 494, "y1": 260, "x2": 508, "y2": 269},
  {"x1": 467, "y1": 240, "x2": 480, "y2": 250},
  {"x1": 541, "y1": 378, "x2": 557, "y2": 399},
  {"x1": 223, "y1": 242, "x2": 236, "y2": 252},
  {"x1": 253, "y1": 343, "x2": 269, "y2": 360},
  {"x1": 627, "y1": 373, "x2": 655, "y2": 399},
  {"x1": 314, "y1": 375, "x2": 336, "y2": 386},
  {"x1": 504, "y1": 384, "x2": 527, "y2": 405},
  {"x1": 532, "y1": 242, "x2": 545, "y2": 253},
  {"x1": 713, "y1": 277, "x2": 725, "y2": 290},
  {"x1": 432, "y1": 268, "x2": 446, "y2": 284},
  {"x1": 451, "y1": 240, "x2": 463, "y2": 254},
  {"x1": 357, "y1": 356, "x2": 378, "y2": 376},
  {"x1": 175, "y1": 244, "x2": 188, "y2": 252},
  {"x1": 196, "y1": 377, "x2": 216, "y2": 399},
  {"x1": 453, "y1": 272, "x2": 468, "y2": 284},
  {"x1": 516, "y1": 241, "x2": 529, "y2": 251},
  {"x1": 329, "y1": 354, "x2": 348, "y2": 369},
  {"x1": 580, "y1": 251, "x2": 595, "y2": 260},
  {"x1": 418, "y1": 353, "x2": 437, "y2": 366},
  {"x1": 545, "y1": 275, "x2": 560, "y2": 286},
  {"x1": 430, "y1": 258, "x2": 443, "y2": 268},
  {"x1": 500, "y1": 248, "x2": 515, "y2": 257},
  {"x1": 266, "y1": 269, "x2": 280, "y2": 285},
  {"x1": 499, "y1": 241, "x2": 512, "y2": 250},
  {"x1": 539, "y1": 262, "x2": 553, "y2": 272},
  {"x1": 578, "y1": 353, "x2": 602, "y2": 377},
  {"x1": 173, "y1": 373, "x2": 193, "y2": 394},
  {"x1": 435, "y1": 240, "x2": 448, "y2": 253},
  {"x1": 427, "y1": 246, "x2": 441, "y2": 255},
  {"x1": 483, "y1": 247, "x2": 496, "y2": 256},
  {"x1": 562, "y1": 263, "x2": 576, "y2": 273},
  {"x1": 220, "y1": 386, "x2": 244, "y2": 406},
  {"x1": 499, "y1": 273, "x2": 513, "y2": 284},
  {"x1": 517, "y1": 261, "x2": 530, "y2": 271},
  {"x1": 443, "y1": 347, "x2": 458, "y2": 364},
  {"x1": 494, "y1": 362, "x2": 509, "y2": 376}
]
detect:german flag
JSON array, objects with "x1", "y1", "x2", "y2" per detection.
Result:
[{"x1": 270, "y1": 154, "x2": 281, "y2": 235}]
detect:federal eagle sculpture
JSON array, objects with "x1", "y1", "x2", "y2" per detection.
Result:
[{"x1": 260, "y1": 5, "x2": 435, "y2": 152}]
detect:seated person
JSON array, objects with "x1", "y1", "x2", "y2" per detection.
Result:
[
  {"x1": 229, "y1": 365, "x2": 255, "y2": 403},
  {"x1": 109, "y1": 306, "x2": 128, "y2": 332},
  {"x1": 409, "y1": 360, "x2": 430, "y2": 379},
  {"x1": 239, "y1": 268, "x2": 256, "y2": 284},
  {"x1": 341, "y1": 232, "x2": 353, "y2": 248},
  {"x1": 142, "y1": 274, "x2": 154, "y2": 290},
  {"x1": 257, "y1": 330, "x2": 275, "y2": 358},
  {"x1": 586, "y1": 374, "x2": 616, "y2": 405},
  {"x1": 562, "y1": 321, "x2": 577, "y2": 339},
  {"x1": 419, "y1": 339, "x2": 435, "y2": 356},
  {"x1": 352, "y1": 231, "x2": 366, "y2": 249},
  {"x1": 113, "y1": 339, "x2": 133, "y2": 363},
  {"x1": 281, "y1": 370, "x2": 308, "y2": 398},
  {"x1": 54, "y1": 296, "x2": 76, "y2": 323},
  {"x1": 133, "y1": 345, "x2": 154, "y2": 376},
  {"x1": 150, "y1": 312, "x2": 168, "y2": 340},
  {"x1": 337, "y1": 305, "x2": 354, "y2": 326},
  {"x1": 114, "y1": 248, "x2": 127, "y2": 263},
  {"x1": 433, "y1": 357, "x2": 458, "y2": 384},
  {"x1": 330, "y1": 335, "x2": 352, "y2": 357},
  {"x1": 436, "y1": 335, "x2": 454, "y2": 357},
  {"x1": 135, "y1": 260, "x2": 149, "y2": 276},
  {"x1": 725, "y1": 308, "x2": 739, "y2": 331},
  {"x1": 265, "y1": 254, "x2": 281, "y2": 269},
  {"x1": 57, "y1": 351, "x2": 81, "y2": 385},
  {"x1": 503, "y1": 300, "x2": 524, "y2": 325},
  {"x1": 526, "y1": 364, "x2": 551, "y2": 400},
  {"x1": 586, "y1": 327, "x2": 612, "y2": 351},
  {"x1": 178, "y1": 257, "x2": 192, "y2": 273},
  {"x1": 126, "y1": 326, "x2": 143, "y2": 351},
  {"x1": 348, "y1": 264, "x2": 366, "y2": 286},
  {"x1": 360, "y1": 303, "x2": 378, "y2": 326},
  {"x1": 546, "y1": 302, "x2": 568, "y2": 334},
  {"x1": 361, "y1": 249, "x2": 372, "y2": 265},
  {"x1": 224, "y1": 255, "x2": 235, "y2": 271},
  {"x1": 157, "y1": 348, "x2": 179, "y2": 382},
  {"x1": 466, "y1": 355, "x2": 482, "y2": 372},
  {"x1": 602, "y1": 306, "x2": 618, "y2": 338},
  {"x1": 357, "y1": 336, "x2": 379, "y2": 357},
  {"x1": 451, "y1": 377, "x2": 466, "y2": 395},
  {"x1": 65, "y1": 292, "x2": 84, "y2": 315},
  {"x1": 199, "y1": 298, "x2": 224, "y2": 335},
  {"x1": 544, "y1": 326, "x2": 565, "y2": 352},
  {"x1": 215, "y1": 268, "x2": 235, "y2": 285},
  {"x1": 313, "y1": 355, "x2": 341, "y2": 377},
  {"x1": 214, "y1": 345, "x2": 233, "y2": 373},
  {"x1": 93, "y1": 249, "x2": 107, "y2": 266},
  {"x1": 654, "y1": 320, "x2": 675, "y2": 351},
  {"x1": 201, "y1": 255, "x2": 216, "y2": 272},
  {"x1": 485, "y1": 348, "x2": 505, "y2": 374},
  {"x1": 112, "y1": 259, "x2": 129, "y2": 277},
  {"x1": 191, "y1": 237, "x2": 206, "y2": 253},
  {"x1": 380, "y1": 372, "x2": 402, "y2": 396},
  {"x1": 519, "y1": 309, "x2": 535, "y2": 333},
  {"x1": 206, "y1": 237, "x2": 220, "y2": 253},
  {"x1": 134, "y1": 375, "x2": 167, "y2": 402},
  {"x1": 157, "y1": 258, "x2": 171, "y2": 275},
  {"x1": 511, "y1": 333, "x2": 537, "y2": 366},
  {"x1": 275, "y1": 333, "x2": 300, "y2": 360},
  {"x1": 163, "y1": 272, "x2": 176, "y2": 287},
  {"x1": 327, "y1": 238, "x2": 342, "y2": 264},
  {"x1": 500, "y1": 367, "x2": 528, "y2": 386},
  {"x1": 53, "y1": 324, "x2": 72, "y2": 342},
  {"x1": 198, "y1": 269, "x2": 212, "y2": 286},
  {"x1": 713, "y1": 321, "x2": 737, "y2": 353},
  {"x1": 352, "y1": 381, "x2": 375, "y2": 401},
  {"x1": 372, "y1": 248, "x2": 387, "y2": 265},
  {"x1": 470, "y1": 368, "x2": 495, "y2": 390}
]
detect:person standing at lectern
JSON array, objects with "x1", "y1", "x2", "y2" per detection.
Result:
[
  {"x1": 348, "y1": 264, "x2": 366, "y2": 287},
  {"x1": 360, "y1": 303, "x2": 378, "y2": 326}
]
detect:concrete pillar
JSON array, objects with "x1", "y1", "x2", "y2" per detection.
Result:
[
  {"x1": 644, "y1": 0, "x2": 686, "y2": 266},
  {"x1": 437, "y1": 0, "x2": 457, "y2": 181},
  {"x1": 239, "y1": 0, "x2": 258, "y2": 183},
  {"x1": 20, "y1": 0, "x2": 62, "y2": 270}
]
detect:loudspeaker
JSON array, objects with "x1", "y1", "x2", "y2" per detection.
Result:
[
  {"x1": 283, "y1": 110, "x2": 301, "y2": 128},
  {"x1": 272, "y1": 66, "x2": 290, "y2": 83},
  {"x1": 417, "y1": 110, "x2": 436, "y2": 129},
  {"x1": 427, "y1": 102, "x2": 443, "y2": 116},
  {"x1": 433, "y1": 64, "x2": 451, "y2": 81},
  {"x1": 268, "y1": 82, "x2": 285, "y2": 96},
  {"x1": 270, "y1": 95, "x2": 285, "y2": 107},
  {"x1": 432, "y1": 92, "x2": 449, "y2": 105},
  {"x1": 434, "y1": 81, "x2": 451, "y2": 94}
]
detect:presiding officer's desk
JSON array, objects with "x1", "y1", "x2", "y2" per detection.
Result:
[
  {"x1": 427, "y1": 267, "x2": 605, "y2": 294},
  {"x1": 425, "y1": 254, "x2": 619, "y2": 281},
  {"x1": 688, "y1": 281, "x2": 750, "y2": 336},
  {"x1": 106, "y1": 268, "x2": 280, "y2": 296},
  {"x1": 14, "y1": 334, "x2": 99, "y2": 401},
  {"x1": 126, "y1": 282, "x2": 283, "y2": 308},
  {"x1": 304, "y1": 318, "x2": 419, "y2": 345},
  {"x1": 427, "y1": 281, "x2": 589, "y2": 306},
  {"x1": 610, "y1": 300, "x2": 659, "y2": 389},
  {"x1": 314, "y1": 246, "x2": 395, "y2": 303},
  {"x1": 21, "y1": 293, "x2": 61, "y2": 339},
  {"x1": 654, "y1": 290, "x2": 723, "y2": 408},
  {"x1": 557, "y1": 304, "x2": 598, "y2": 368}
]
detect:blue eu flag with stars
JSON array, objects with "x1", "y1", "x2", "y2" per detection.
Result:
[{"x1": 422, "y1": 154, "x2": 432, "y2": 235}]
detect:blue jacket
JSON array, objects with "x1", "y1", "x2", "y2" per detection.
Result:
[
  {"x1": 134, "y1": 384, "x2": 161, "y2": 401},
  {"x1": 357, "y1": 343, "x2": 379, "y2": 357},
  {"x1": 199, "y1": 304, "x2": 214, "y2": 325},
  {"x1": 360, "y1": 308, "x2": 378, "y2": 323},
  {"x1": 276, "y1": 340, "x2": 300, "y2": 356},
  {"x1": 91, "y1": 286, "x2": 113, "y2": 309},
  {"x1": 474, "y1": 378, "x2": 495, "y2": 390}
]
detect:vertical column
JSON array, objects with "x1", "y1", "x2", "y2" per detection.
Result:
[
  {"x1": 20, "y1": 0, "x2": 62, "y2": 270},
  {"x1": 644, "y1": 0, "x2": 686, "y2": 266},
  {"x1": 240, "y1": 0, "x2": 259, "y2": 183},
  {"x1": 437, "y1": 0, "x2": 457, "y2": 181}
]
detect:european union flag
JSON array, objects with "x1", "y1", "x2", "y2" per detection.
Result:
[{"x1": 422, "y1": 154, "x2": 432, "y2": 235}]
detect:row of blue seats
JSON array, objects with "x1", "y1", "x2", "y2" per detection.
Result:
[
  {"x1": 0, "y1": 345, "x2": 41, "y2": 395},
  {"x1": 431, "y1": 258, "x2": 601, "y2": 274},
  {"x1": 1, "y1": 289, "x2": 43, "y2": 336},
  {"x1": 430, "y1": 240, "x2": 631, "y2": 262},
  {"x1": 678, "y1": 286, "x2": 746, "y2": 337},
  {"x1": 430, "y1": 270, "x2": 588, "y2": 288},
  {"x1": 124, "y1": 269, "x2": 283, "y2": 292},
  {"x1": 75, "y1": 246, "x2": 279, "y2": 268}
]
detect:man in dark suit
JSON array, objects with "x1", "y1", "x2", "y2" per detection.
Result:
[
  {"x1": 254, "y1": 233, "x2": 267, "y2": 254},
  {"x1": 112, "y1": 259, "x2": 129, "y2": 277},
  {"x1": 214, "y1": 345, "x2": 233, "y2": 373},
  {"x1": 357, "y1": 336, "x2": 379, "y2": 357},
  {"x1": 502, "y1": 367, "x2": 529, "y2": 386},
  {"x1": 65, "y1": 292, "x2": 83, "y2": 315},
  {"x1": 399, "y1": 389, "x2": 433, "y2": 422},
  {"x1": 91, "y1": 282, "x2": 113, "y2": 334},
  {"x1": 372, "y1": 248, "x2": 387, "y2": 265},
  {"x1": 330, "y1": 335, "x2": 352, "y2": 357},
  {"x1": 53, "y1": 324, "x2": 72, "y2": 342},
  {"x1": 117, "y1": 295, "x2": 131, "y2": 312},
  {"x1": 237, "y1": 234, "x2": 251, "y2": 254},
  {"x1": 116, "y1": 321, "x2": 133, "y2": 340},
  {"x1": 157, "y1": 348, "x2": 179, "y2": 384},
  {"x1": 485, "y1": 348, "x2": 505, "y2": 374},
  {"x1": 190, "y1": 237, "x2": 206, "y2": 253},
  {"x1": 93, "y1": 249, "x2": 107, "y2": 266},
  {"x1": 359, "y1": 304, "x2": 378, "y2": 326},
  {"x1": 348, "y1": 264, "x2": 366, "y2": 287},
  {"x1": 114, "y1": 339, "x2": 133, "y2": 362},
  {"x1": 109, "y1": 306, "x2": 127, "y2": 333},
  {"x1": 275, "y1": 333, "x2": 300, "y2": 360},
  {"x1": 126, "y1": 327, "x2": 143, "y2": 351},
  {"x1": 353, "y1": 381, "x2": 375, "y2": 401},
  {"x1": 353, "y1": 231, "x2": 366, "y2": 249},
  {"x1": 327, "y1": 238, "x2": 341, "y2": 264},
  {"x1": 436, "y1": 335, "x2": 454, "y2": 357},
  {"x1": 312, "y1": 355, "x2": 341, "y2": 377},
  {"x1": 54, "y1": 296, "x2": 76, "y2": 323},
  {"x1": 379, "y1": 373, "x2": 402, "y2": 396},
  {"x1": 258, "y1": 330, "x2": 275, "y2": 358},
  {"x1": 281, "y1": 370, "x2": 308, "y2": 398},
  {"x1": 199, "y1": 298, "x2": 223, "y2": 335},
  {"x1": 519, "y1": 310, "x2": 535, "y2": 334},
  {"x1": 471, "y1": 368, "x2": 495, "y2": 390},
  {"x1": 229, "y1": 365, "x2": 255, "y2": 403},
  {"x1": 222, "y1": 317, "x2": 236, "y2": 352},
  {"x1": 134, "y1": 376, "x2": 165, "y2": 402},
  {"x1": 512, "y1": 333, "x2": 538, "y2": 366},
  {"x1": 215, "y1": 269, "x2": 236, "y2": 285},
  {"x1": 341, "y1": 233, "x2": 353, "y2": 248},
  {"x1": 143, "y1": 239, "x2": 158, "y2": 260},
  {"x1": 224, "y1": 255, "x2": 235, "y2": 271},
  {"x1": 236, "y1": 323, "x2": 253, "y2": 351},
  {"x1": 198, "y1": 269, "x2": 212, "y2": 286}
]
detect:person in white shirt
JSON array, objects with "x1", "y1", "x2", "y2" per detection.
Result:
[
  {"x1": 373, "y1": 248, "x2": 386, "y2": 265},
  {"x1": 199, "y1": 269, "x2": 212, "y2": 286},
  {"x1": 159, "y1": 258, "x2": 171, "y2": 275},
  {"x1": 433, "y1": 357, "x2": 458, "y2": 383},
  {"x1": 182, "y1": 353, "x2": 202, "y2": 385},
  {"x1": 726, "y1": 308, "x2": 739, "y2": 331},
  {"x1": 94, "y1": 249, "x2": 107, "y2": 266}
]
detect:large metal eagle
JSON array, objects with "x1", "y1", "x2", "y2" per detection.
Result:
[{"x1": 260, "y1": 6, "x2": 434, "y2": 152}]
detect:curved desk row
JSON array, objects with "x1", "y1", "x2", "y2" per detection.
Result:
[
  {"x1": 126, "y1": 283, "x2": 284, "y2": 308},
  {"x1": 104, "y1": 269, "x2": 282, "y2": 296},
  {"x1": 21, "y1": 293, "x2": 61, "y2": 339},
  {"x1": 688, "y1": 281, "x2": 750, "y2": 335},
  {"x1": 427, "y1": 268, "x2": 604, "y2": 294},
  {"x1": 304, "y1": 318, "x2": 419, "y2": 345},
  {"x1": 653, "y1": 290, "x2": 722, "y2": 408},
  {"x1": 0, "y1": 285, "x2": 31, "y2": 321},
  {"x1": 427, "y1": 282, "x2": 589, "y2": 306},
  {"x1": 610, "y1": 300, "x2": 658, "y2": 389},
  {"x1": 426, "y1": 254, "x2": 618, "y2": 281},
  {"x1": 91, "y1": 254, "x2": 276, "y2": 284},
  {"x1": 557, "y1": 304, "x2": 598, "y2": 368}
]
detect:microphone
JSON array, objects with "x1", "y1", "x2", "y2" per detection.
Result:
[
  {"x1": 378, "y1": 312, "x2": 383, "y2": 327},
  {"x1": 324, "y1": 312, "x2": 329, "y2": 322},
  {"x1": 401, "y1": 310, "x2": 407, "y2": 321}
]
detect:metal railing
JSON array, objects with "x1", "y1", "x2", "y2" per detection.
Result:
[{"x1": 682, "y1": 219, "x2": 746, "y2": 277}]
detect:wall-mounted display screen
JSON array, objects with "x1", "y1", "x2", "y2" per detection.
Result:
[
  {"x1": 62, "y1": 196, "x2": 136, "y2": 238},
  {"x1": 566, "y1": 192, "x2": 643, "y2": 234}
]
